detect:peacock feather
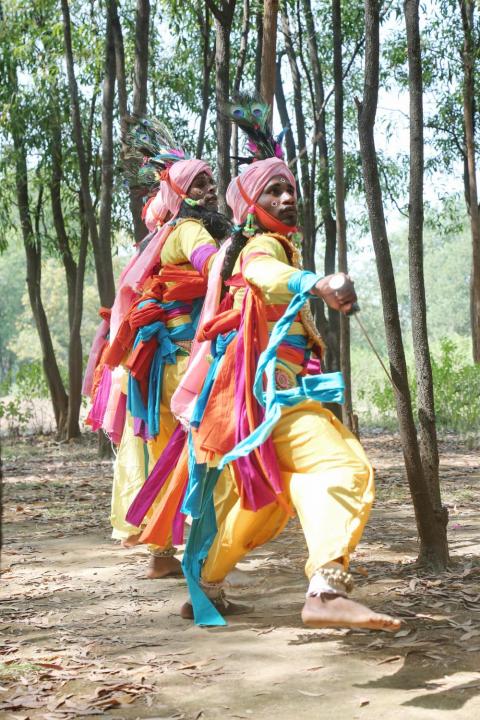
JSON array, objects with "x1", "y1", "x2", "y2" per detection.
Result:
[
  {"x1": 121, "y1": 115, "x2": 187, "y2": 194},
  {"x1": 224, "y1": 92, "x2": 284, "y2": 163}
]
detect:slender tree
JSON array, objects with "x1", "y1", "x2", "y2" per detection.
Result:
[
  {"x1": 260, "y1": 0, "x2": 279, "y2": 107},
  {"x1": 206, "y1": 0, "x2": 238, "y2": 213},
  {"x1": 332, "y1": 0, "x2": 354, "y2": 431},
  {"x1": 459, "y1": 0, "x2": 480, "y2": 362},
  {"x1": 196, "y1": 3, "x2": 216, "y2": 159},
  {"x1": 60, "y1": 0, "x2": 115, "y2": 310},
  {"x1": 404, "y1": 0, "x2": 441, "y2": 501},
  {"x1": 357, "y1": 0, "x2": 448, "y2": 570}
]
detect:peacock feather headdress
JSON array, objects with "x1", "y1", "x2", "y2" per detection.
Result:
[
  {"x1": 224, "y1": 92, "x2": 285, "y2": 163},
  {"x1": 121, "y1": 115, "x2": 188, "y2": 195}
]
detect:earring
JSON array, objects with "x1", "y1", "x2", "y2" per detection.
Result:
[{"x1": 271, "y1": 201, "x2": 278, "y2": 207}]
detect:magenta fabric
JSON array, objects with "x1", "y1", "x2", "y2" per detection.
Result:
[
  {"x1": 233, "y1": 303, "x2": 282, "y2": 510},
  {"x1": 305, "y1": 356, "x2": 322, "y2": 375},
  {"x1": 82, "y1": 318, "x2": 110, "y2": 397},
  {"x1": 126, "y1": 424, "x2": 186, "y2": 526},
  {"x1": 86, "y1": 366, "x2": 112, "y2": 431},
  {"x1": 190, "y1": 244, "x2": 216, "y2": 274},
  {"x1": 226, "y1": 157, "x2": 297, "y2": 225},
  {"x1": 172, "y1": 493, "x2": 186, "y2": 546}
]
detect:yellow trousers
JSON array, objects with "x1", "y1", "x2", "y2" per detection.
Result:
[
  {"x1": 202, "y1": 402, "x2": 374, "y2": 582},
  {"x1": 110, "y1": 356, "x2": 188, "y2": 543}
]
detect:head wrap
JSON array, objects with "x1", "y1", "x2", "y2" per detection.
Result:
[
  {"x1": 226, "y1": 157, "x2": 296, "y2": 225},
  {"x1": 110, "y1": 158, "x2": 212, "y2": 340},
  {"x1": 144, "y1": 159, "x2": 212, "y2": 230}
]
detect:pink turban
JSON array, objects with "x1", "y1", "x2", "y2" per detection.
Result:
[
  {"x1": 110, "y1": 158, "x2": 212, "y2": 340},
  {"x1": 144, "y1": 158, "x2": 212, "y2": 231},
  {"x1": 226, "y1": 157, "x2": 296, "y2": 224}
]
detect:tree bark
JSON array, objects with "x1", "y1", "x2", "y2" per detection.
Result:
[
  {"x1": 129, "y1": 0, "x2": 150, "y2": 242},
  {"x1": 332, "y1": 0, "x2": 354, "y2": 431},
  {"x1": 301, "y1": 0, "x2": 339, "y2": 371},
  {"x1": 231, "y1": 0, "x2": 250, "y2": 174},
  {"x1": 275, "y1": 55, "x2": 298, "y2": 172},
  {"x1": 50, "y1": 116, "x2": 85, "y2": 440},
  {"x1": 99, "y1": 9, "x2": 116, "y2": 293},
  {"x1": 404, "y1": 0, "x2": 441, "y2": 503},
  {"x1": 280, "y1": 1, "x2": 314, "y2": 271},
  {"x1": 357, "y1": 0, "x2": 448, "y2": 570},
  {"x1": 61, "y1": 0, "x2": 115, "y2": 309},
  {"x1": 459, "y1": 0, "x2": 480, "y2": 362},
  {"x1": 196, "y1": 4, "x2": 215, "y2": 159},
  {"x1": 66, "y1": 193, "x2": 88, "y2": 440},
  {"x1": 13, "y1": 132, "x2": 68, "y2": 436},
  {"x1": 260, "y1": 0, "x2": 279, "y2": 107},
  {"x1": 207, "y1": 1, "x2": 237, "y2": 214},
  {"x1": 255, "y1": 9, "x2": 264, "y2": 93}
]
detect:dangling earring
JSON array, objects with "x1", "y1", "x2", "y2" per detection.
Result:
[{"x1": 243, "y1": 206, "x2": 257, "y2": 237}]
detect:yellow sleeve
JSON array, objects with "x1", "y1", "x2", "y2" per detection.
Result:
[
  {"x1": 160, "y1": 219, "x2": 217, "y2": 270},
  {"x1": 241, "y1": 234, "x2": 297, "y2": 296}
]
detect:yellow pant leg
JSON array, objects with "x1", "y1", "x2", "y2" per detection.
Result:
[
  {"x1": 202, "y1": 400, "x2": 373, "y2": 582},
  {"x1": 110, "y1": 355, "x2": 189, "y2": 545},
  {"x1": 202, "y1": 495, "x2": 289, "y2": 583},
  {"x1": 212, "y1": 466, "x2": 240, "y2": 530},
  {"x1": 274, "y1": 401, "x2": 374, "y2": 579},
  {"x1": 110, "y1": 411, "x2": 149, "y2": 539}
]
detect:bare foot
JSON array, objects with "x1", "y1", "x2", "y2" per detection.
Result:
[
  {"x1": 301, "y1": 594, "x2": 401, "y2": 632},
  {"x1": 120, "y1": 533, "x2": 142, "y2": 548},
  {"x1": 146, "y1": 555, "x2": 183, "y2": 579},
  {"x1": 180, "y1": 595, "x2": 253, "y2": 620}
]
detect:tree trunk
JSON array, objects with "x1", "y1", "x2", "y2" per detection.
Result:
[
  {"x1": 207, "y1": 0, "x2": 237, "y2": 214},
  {"x1": 275, "y1": 56, "x2": 298, "y2": 172},
  {"x1": 66, "y1": 194, "x2": 89, "y2": 440},
  {"x1": 13, "y1": 133, "x2": 68, "y2": 435},
  {"x1": 129, "y1": 0, "x2": 150, "y2": 242},
  {"x1": 196, "y1": 5, "x2": 215, "y2": 159},
  {"x1": 61, "y1": 0, "x2": 115, "y2": 309},
  {"x1": 260, "y1": 0, "x2": 279, "y2": 108},
  {"x1": 404, "y1": 0, "x2": 441, "y2": 503},
  {"x1": 332, "y1": 0, "x2": 354, "y2": 431},
  {"x1": 50, "y1": 115, "x2": 85, "y2": 439},
  {"x1": 231, "y1": 0, "x2": 250, "y2": 174},
  {"x1": 280, "y1": 1, "x2": 314, "y2": 271},
  {"x1": 357, "y1": 0, "x2": 448, "y2": 570},
  {"x1": 99, "y1": 9, "x2": 115, "y2": 290},
  {"x1": 459, "y1": 0, "x2": 480, "y2": 362},
  {"x1": 255, "y1": 10, "x2": 264, "y2": 93},
  {"x1": 300, "y1": 0, "x2": 339, "y2": 372}
]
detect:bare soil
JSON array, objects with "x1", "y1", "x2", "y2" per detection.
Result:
[{"x1": 1, "y1": 432, "x2": 480, "y2": 720}]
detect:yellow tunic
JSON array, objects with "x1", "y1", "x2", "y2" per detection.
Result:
[{"x1": 202, "y1": 233, "x2": 374, "y2": 582}]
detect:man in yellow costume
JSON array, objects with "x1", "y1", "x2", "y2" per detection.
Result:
[
  {"x1": 84, "y1": 118, "x2": 232, "y2": 579},
  {"x1": 170, "y1": 102, "x2": 401, "y2": 631}
]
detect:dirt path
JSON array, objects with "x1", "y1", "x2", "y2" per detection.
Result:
[{"x1": 1, "y1": 433, "x2": 480, "y2": 719}]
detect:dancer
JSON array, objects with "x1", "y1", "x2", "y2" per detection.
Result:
[
  {"x1": 167, "y1": 98, "x2": 401, "y2": 630},
  {"x1": 84, "y1": 118, "x2": 232, "y2": 578}
]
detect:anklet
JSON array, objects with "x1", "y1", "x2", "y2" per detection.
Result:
[
  {"x1": 149, "y1": 546, "x2": 177, "y2": 558},
  {"x1": 200, "y1": 579, "x2": 225, "y2": 600},
  {"x1": 307, "y1": 568, "x2": 354, "y2": 597}
]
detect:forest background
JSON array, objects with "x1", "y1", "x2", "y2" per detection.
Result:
[{"x1": 1, "y1": 0, "x2": 480, "y2": 566}]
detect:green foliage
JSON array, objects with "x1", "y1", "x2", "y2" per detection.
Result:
[
  {"x1": 0, "y1": 397, "x2": 32, "y2": 436},
  {"x1": 15, "y1": 360, "x2": 49, "y2": 400},
  {"x1": 357, "y1": 338, "x2": 480, "y2": 435}
]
